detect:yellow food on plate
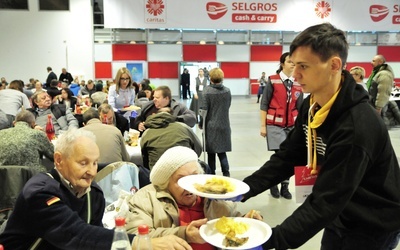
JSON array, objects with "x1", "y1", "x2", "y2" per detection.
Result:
[
  {"x1": 215, "y1": 216, "x2": 249, "y2": 235},
  {"x1": 193, "y1": 177, "x2": 235, "y2": 194}
]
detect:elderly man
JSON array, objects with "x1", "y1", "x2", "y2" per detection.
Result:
[
  {"x1": 81, "y1": 108, "x2": 129, "y2": 165},
  {"x1": 0, "y1": 129, "x2": 192, "y2": 250},
  {"x1": 126, "y1": 146, "x2": 261, "y2": 250},
  {"x1": 366, "y1": 54, "x2": 395, "y2": 116},
  {"x1": 30, "y1": 90, "x2": 78, "y2": 136},
  {"x1": 141, "y1": 108, "x2": 202, "y2": 170},
  {"x1": 98, "y1": 103, "x2": 129, "y2": 135},
  {"x1": 133, "y1": 85, "x2": 196, "y2": 133},
  {"x1": 0, "y1": 110, "x2": 54, "y2": 172}
]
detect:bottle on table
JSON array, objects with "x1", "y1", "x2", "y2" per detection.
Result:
[
  {"x1": 111, "y1": 217, "x2": 131, "y2": 250},
  {"x1": 135, "y1": 224, "x2": 152, "y2": 250},
  {"x1": 45, "y1": 114, "x2": 55, "y2": 140}
]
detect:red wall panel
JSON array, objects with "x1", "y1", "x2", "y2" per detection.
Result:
[
  {"x1": 183, "y1": 45, "x2": 216, "y2": 61},
  {"x1": 112, "y1": 44, "x2": 147, "y2": 61},
  {"x1": 250, "y1": 45, "x2": 283, "y2": 61},
  {"x1": 346, "y1": 62, "x2": 374, "y2": 78},
  {"x1": 148, "y1": 62, "x2": 178, "y2": 78},
  {"x1": 94, "y1": 62, "x2": 112, "y2": 79},
  {"x1": 377, "y1": 46, "x2": 400, "y2": 62},
  {"x1": 220, "y1": 62, "x2": 249, "y2": 78}
]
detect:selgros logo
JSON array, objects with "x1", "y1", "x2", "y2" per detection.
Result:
[
  {"x1": 206, "y1": 2, "x2": 228, "y2": 20},
  {"x1": 369, "y1": 5, "x2": 389, "y2": 22}
]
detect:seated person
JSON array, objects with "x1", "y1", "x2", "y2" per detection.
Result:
[
  {"x1": 91, "y1": 83, "x2": 108, "y2": 107},
  {"x1": 0, "y1": 110, "x2": 54, "y2": 172},
  {"x1": 126, "y1": 146, "x2": 261, "y2": 250},
  {"x1": 46, "y1": 79, "x2": 61, "y2": 102},
  {"x1": 135, "y1": 90, "x2": 150, "y2": 108},
  {"x1": 81, "y1": 108, "x2": 130, "y2": 165},
  {"x1": 141, "y1": 108, "x2": 202, "y2": 170},
  {"x1": 29, "y1": 90, "x2": 78, "y2": 136},
  {"x1": 0, "y1": 129, "x2": 192, "y2": 250},
  {"x1": 133, "y1": 86, "x2": 196, "y2": 134},
  {"x1": 98, "y1": 103, "x2": 129, "y2": 136}
]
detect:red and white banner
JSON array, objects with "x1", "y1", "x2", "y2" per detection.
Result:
[{"x1": 104, "y1": 0, "x2": 400, "y2": 31}]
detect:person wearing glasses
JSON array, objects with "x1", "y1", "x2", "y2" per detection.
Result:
[
  {"x1": 349, "y1": 66, "x2": 367, "y2": 91},
  {"x1": 108, "y1": 67, "x2": 136, "y2": 111}
]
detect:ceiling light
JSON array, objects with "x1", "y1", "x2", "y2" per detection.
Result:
[
  {"x1": 147, "y1": 41, "x2": 154, "y2": 44},
  {"x1": 218, "y1": 40, "x2": 224, "y2": 45},
  {"x1": 130, "y1": 40, "x2": 136, "y2": 44},
  {"x1": 199, "y1": 40, "x2": 206, "y2": 45},
  {"x1": 176, "y1": 40, "x2": 182, "y2": 44}
]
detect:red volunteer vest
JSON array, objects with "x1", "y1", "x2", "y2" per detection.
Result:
[{"x1": 266, "y1": 74, "x2": 302, "y2": 127}]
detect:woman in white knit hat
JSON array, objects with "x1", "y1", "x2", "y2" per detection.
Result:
[{"x1": 126, "y1": 146, "x2": 261, "y2": 250}]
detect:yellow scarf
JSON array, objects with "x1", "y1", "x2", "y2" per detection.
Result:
[{"x1": 307, "y1": 87, "x2": 341, "y2": 174}]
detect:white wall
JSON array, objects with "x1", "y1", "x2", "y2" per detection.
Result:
[{"x1": 0, "y1": 0, "x2": 94, "y2": 83}]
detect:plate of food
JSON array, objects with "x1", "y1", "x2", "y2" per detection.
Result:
[
  {"x1": 121, "y1": 105, "x2": 141, "y2": 111},
  {"x1": 199, "y1": 216, "x2": 272, "y2": 249},
  {"x1": 177, "y1": 174, "x2": 250, "y2": 199}
]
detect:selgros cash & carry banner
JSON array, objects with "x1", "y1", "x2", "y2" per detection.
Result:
[{"x1": 104, "y1": 0, "x2": 400, "y2": 31}]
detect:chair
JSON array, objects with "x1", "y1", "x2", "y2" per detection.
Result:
[
  {"x1": 0, "y1": 165, "x2": 38, "y2": 233},
  {"x1": 94, "y1": 162, "x2": 140, "y2": 206}
]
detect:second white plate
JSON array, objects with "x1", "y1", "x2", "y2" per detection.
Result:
[
  {"x1": 199, "y1": 217, "x2": 272, "y2": 249},
  {"x1": 177, "y1": 174, "x2": 250, "y2": 199}
]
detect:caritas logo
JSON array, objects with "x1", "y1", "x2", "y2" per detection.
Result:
[
  {"x1": 206, "y1": 2, "x2": 228, "y2": 20},
  {"x1": 369, "y1": 5, "x2": 389, "y2": 22},
  {"x1": 146, "y1": 0, "x2": 165, "y2": 16}
]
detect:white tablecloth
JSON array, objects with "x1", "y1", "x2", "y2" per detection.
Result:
[{"x1": 125, "y1": 143, "x2": 143, "y2": 167}]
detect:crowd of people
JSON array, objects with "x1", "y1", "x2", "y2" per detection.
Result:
[{"x1": 0, "y1": 23, "x2": 400, "y2": 250}]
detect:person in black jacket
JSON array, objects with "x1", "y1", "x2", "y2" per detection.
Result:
[
  {"x1": 58, "y1": 68, "x2": 74, "y2": 85},
  {"x1": 45, "y1": 67, "x2": 57, "y2": 89},
  {"x1": 180, "y1": 68, "x2": 190, "y2": 99},
  {"x1": 241, "y1": 23, "x2": 400, "y2": 250}
]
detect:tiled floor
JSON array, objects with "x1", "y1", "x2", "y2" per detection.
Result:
[{"x1": 182, "y1": 96, "x2": 400, "y2": 250}]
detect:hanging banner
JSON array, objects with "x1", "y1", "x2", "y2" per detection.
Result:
[{"x1": 104, "y1": 0, "x2": 400, "y2": 31}]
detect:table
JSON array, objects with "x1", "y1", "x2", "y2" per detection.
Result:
[{"x1": 125, "y1": 142, "x2": 143, "y2": 167}]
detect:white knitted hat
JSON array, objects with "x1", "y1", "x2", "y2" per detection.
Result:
[{"x1": 150, "y1": 146, "x2": 198, "y2": 189}]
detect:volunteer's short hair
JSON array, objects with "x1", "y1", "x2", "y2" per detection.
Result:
[{"x1": 290, "y1": 23, "x2": 349, "y2": 66}]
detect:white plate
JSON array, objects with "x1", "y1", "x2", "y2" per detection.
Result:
[
  {"x1": 199, "y1": 217, "x2": 272, "y2": 249},
  {"x1": 177, "y1": 174, "x2": 250, "y2": 199}
]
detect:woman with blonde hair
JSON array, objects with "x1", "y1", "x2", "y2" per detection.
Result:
[
  {"x1": 350, "y1": 66, "x2": 367, "y2": 91},
  {"x1": 200, "y1": 68, "x2": 232, "y2": 177},
  {"x1": 108, "y1": 67, "x2": 136, "y2": 110}
]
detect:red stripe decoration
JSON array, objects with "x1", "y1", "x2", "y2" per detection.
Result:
[
  {"x1": 377, "y1": 46, "x2": 400, "y2": 62},
  {"x1": 94, "y1": 62, "x2": 112, "y2": 79},
  {"x1": 112, "y1": 44, "x2": 147, "y2": 61},
  {"x1": 220, "y1": 62, "x2": 249, "y2": 78},
  {"x1": 250, "y1": 45, "x2": 283, "y2": 61},
  {"x1": 148, "y1": 62, "x2": 179, "y2": 78},
  {"x1": 183, "y1": 45, "x2": 216, "y2": 61}
]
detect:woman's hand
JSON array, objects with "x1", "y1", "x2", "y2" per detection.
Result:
[
  {"x1": 185, "y1": 218, "x2": 207, "y2": 244},
  {"x1": 148, "y1": 235, "x2": 193, "y2": 250}
]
